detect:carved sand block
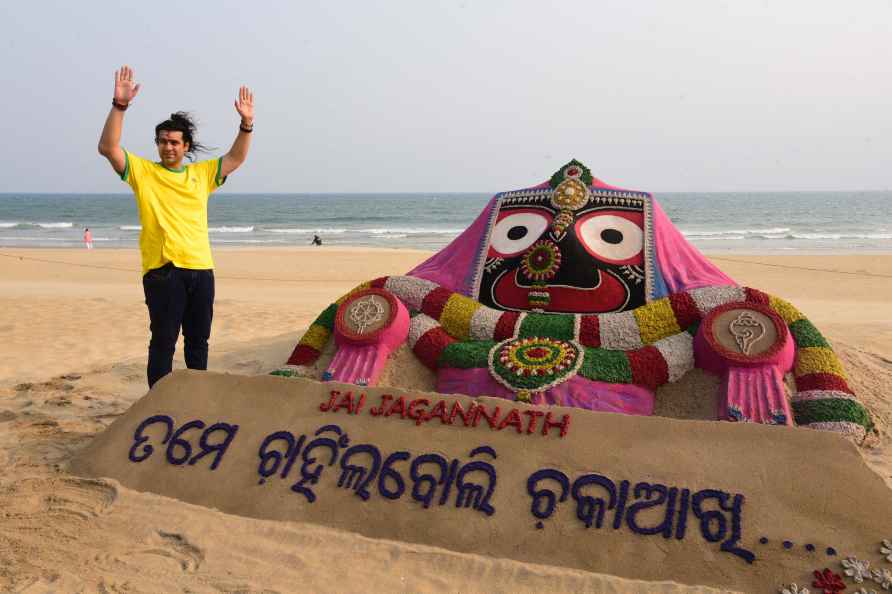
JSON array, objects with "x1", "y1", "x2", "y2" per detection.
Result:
[{"x1": 70, "y1": 371, "x2": 892, "y2": 593}]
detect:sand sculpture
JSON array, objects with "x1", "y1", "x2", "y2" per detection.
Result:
[
  {"x1": 275, "y1": 160, "x2": 873, "y2": 442},
  {"x1": 69, "y1": 161, "x2": 889, "y2": 592}
]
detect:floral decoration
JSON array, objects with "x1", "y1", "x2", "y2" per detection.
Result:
[
  {"x1": 553, "y1": 210, "x2": 574, "y2": 232},
  {"x1": 488, "y1": 337, "x2": 584, "y2": 394},
  {"x1": 871, "y1": 567, "x2": 892, "y2": 590},
  {"x1": 843, "y1": 557, "x2": 872, "y2": 583},
  {"x1": 527, "y1": 287, "x2": 551, "y2": 308},
  {"x1": 286, "y1": 274, "x2": 873, "y2": 440},
  {"x1": 881, "y1": 540, "x2": 892, "y2": 563},
  {"x1": 813, "y1": 568, "x2": 846, "y2": 593},
  {"x1": 548, "y1": 158, "x2": 594, "y2": 188},
  {"x1": 551, "y1": 178, "x2": 590, "y2": 211},
  {"x1": 728, "y1": 405, "x2": 748, "y2": 422},
  {"x1": 550, "y1": 209, "x2": 574, "y2": 238},
  {"x1": 769, "y1": 410, "x2": 789, "y2": 425},
  {"x1": 780, "y1": 584, "x2": 811, "y2": 594},
  {"x1": 521, "y1": 240, "x2": 562, "y2": 281}
]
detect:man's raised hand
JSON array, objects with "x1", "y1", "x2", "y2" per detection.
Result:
[
  {"x1": 114, "y1": 66, "x2": 141, "y2": 106},
  {"x1": 235, "y1": 86, "x2": 254, "y2": 124},
  {"x1": 99, "y1": 66, "x2": 137, "y2": 173},
  {"x1": 221, "y1": 86, "x2": 255, "y2": 176}
]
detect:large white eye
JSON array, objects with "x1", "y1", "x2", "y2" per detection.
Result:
[
  {"x1": 489, "y1": 211, "x2": 550, "y2": 256},
  {"x1": 576, "y1": 212, "x2": 644, "y2": 264}
]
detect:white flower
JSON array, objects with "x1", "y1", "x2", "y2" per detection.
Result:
[
  {"x1": 872, "y1": 567, "x2": 892, "y2": 590},
  {"x1": 843, "y1": 557, "x2": 873, "y2": 583},
  {"x1": 853, "y1": 587, "x2": 879, "y2": 594},
  {"x1": 882, "y1": 539, "x2": 892, "y2": 563},
  {"x1": 779, "y1": 584, "x2": 810, "y2": 594}
]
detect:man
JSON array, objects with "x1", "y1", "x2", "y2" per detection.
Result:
[{"x1": 98, "y1": 65, "x2": 254, "y2": 388}]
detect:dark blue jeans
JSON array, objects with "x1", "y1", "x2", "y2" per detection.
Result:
[{"x1": 142, "y1": 263, "x2": 215, "y2": 387}]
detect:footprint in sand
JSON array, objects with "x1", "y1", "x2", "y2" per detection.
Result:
[
  {"x1": 0, "y1": 477, "x2": 118, "y2": 520},
  {"x1": 232, "y1": 359, "x2": 265, "y2": 374},
  {"x1": 16, "y1": 379, "x2": 77, "y2": 393},
  {"x1": 132, "y1": 530, "x2": 206, "y2": 573},
  {"x1": 96, "y1": 578, "x2": 133, "y2": 593}
]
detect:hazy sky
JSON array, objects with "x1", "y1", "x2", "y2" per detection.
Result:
[{"x1": 2, "y1": 1, "x2": 889, "y2": 193}]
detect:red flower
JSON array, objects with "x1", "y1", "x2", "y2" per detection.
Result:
[{"x1": 812, "y1": 568, "x2": 846, "y2": 593}]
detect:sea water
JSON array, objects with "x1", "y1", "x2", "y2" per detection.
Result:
[{"x1": 1, "y1": 191, "x2": 890, "y2": 253}]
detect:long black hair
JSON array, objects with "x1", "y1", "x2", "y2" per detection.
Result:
[{"x1": 154, "y1": 112, "x2": 213, "y2": 161}]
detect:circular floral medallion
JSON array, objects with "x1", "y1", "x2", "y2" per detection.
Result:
[
  {"x1": 551, "y1": 178, "x2": 590, "y2": 211},
  {"x1": 521, "y1": 240, "x2": 562, "y2": 280},
  {"x1": 700, "y1": 302, "x2": 788, "y2": 366},
  {"x1": 335, "y1": 288, "x2": 398, "y2": 344},
  {"x1": 488, "y1": 337, "x2": 584, "y2": 395}
]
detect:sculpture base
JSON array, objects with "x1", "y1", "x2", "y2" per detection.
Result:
[{"x1": 70, "y1": 370, "x2": 891, "y2": 593}]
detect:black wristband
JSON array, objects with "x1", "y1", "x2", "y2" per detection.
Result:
[
  {"x1": 239, "y1": 124, "x2": 254, "y2": 133},
  {"x1": 112, "y1": 99, "x2": 129, "y2": 111}
]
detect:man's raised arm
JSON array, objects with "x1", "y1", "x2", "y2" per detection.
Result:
[
  {"x1": 220, "y1": 86, "x2": 254, "y2": 178},
  {"x1": 98, "y1": 65, "x2": 141, "y2": 176}
]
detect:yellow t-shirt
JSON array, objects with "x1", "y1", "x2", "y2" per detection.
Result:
[{"x1": 121, "y1": 150, "x2": 225, "y2": 274}]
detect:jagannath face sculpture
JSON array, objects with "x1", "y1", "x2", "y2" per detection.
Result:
[
  {"x1": 479, "y1": 161, "x2": 646, "y2": 314},
  {"x1": 276, "y1": 158, "x2": 873, "y2": 443}
]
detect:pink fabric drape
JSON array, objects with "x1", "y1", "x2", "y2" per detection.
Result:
[
  {"x1": 651, "y1": 200, "x2": 735, "y2": 293},
  {"x1": 407, "y1": 200, "x2": 496, "y2": 296},
  {"x1": 437, "y1": 368, "x2": 654, "y2": 416},
  {"x1": 410, "y1": 189, "x2": 735, "y2": 299}
]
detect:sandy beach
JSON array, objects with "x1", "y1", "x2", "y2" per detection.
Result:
[{"x1": 1, "y1": 246, "x2": 890, "y2": 593}]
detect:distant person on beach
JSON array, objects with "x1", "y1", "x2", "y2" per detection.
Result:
[
  {"x1": 83, "y1": 228, "x2": 93, "y2": 249},
  {"x1": 97, "y1": 65, "x2": 255, "y2": 388},
  {"x1": 311, "y1": 234, "x2": 322, "y2": 246}
]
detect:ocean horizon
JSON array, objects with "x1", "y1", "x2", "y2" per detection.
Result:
[{"x1": 1, "y1": 191, "x2": 891, "y2": 254}]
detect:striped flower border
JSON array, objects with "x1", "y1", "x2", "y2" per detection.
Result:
[{"x1": 281, "y1": 276, "x2": 873, "y2": 440}]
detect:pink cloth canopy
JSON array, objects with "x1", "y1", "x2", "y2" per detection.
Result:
[{"x1": 409, "y1": 178, "x2": 734, "y2": 300}]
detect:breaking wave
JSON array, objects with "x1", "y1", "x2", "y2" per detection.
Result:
[{"x1": 208, "y1": 226, "x2": 255, "y2": 233}]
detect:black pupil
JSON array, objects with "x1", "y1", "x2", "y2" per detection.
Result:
[
  {"x1": 601, "y1": 229, "x2": 623, "y2": 244},
  {"x1": 507, "y1": 226, "x2": 527, "y2": 240}
]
